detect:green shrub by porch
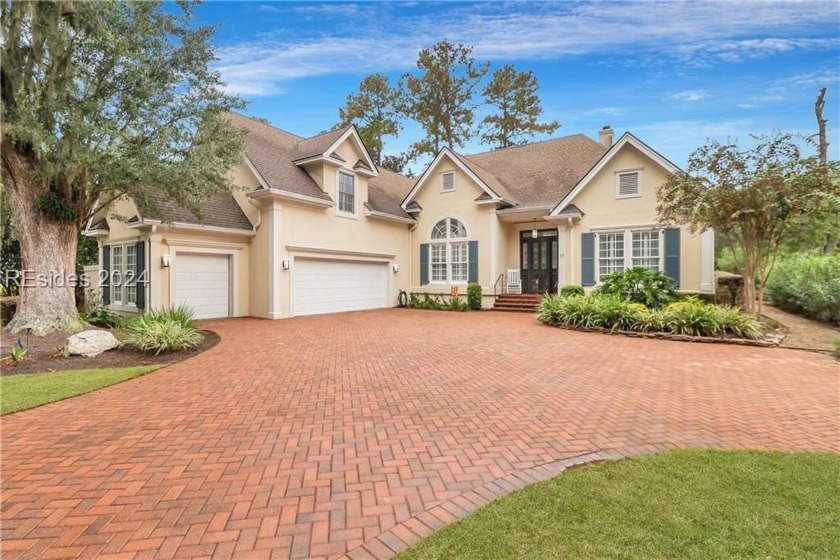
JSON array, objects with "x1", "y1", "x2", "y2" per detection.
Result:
[
  {"x1": 595, "y1": 268, "x2": 678, "y2": 309},
  {"x1": 559, "y1": 285, "x2": 585, "y2": 298},
  {"x1": 467, "y1": 283, "x2": 483, "y2": 310}
]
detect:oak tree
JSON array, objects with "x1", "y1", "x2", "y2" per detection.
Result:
[
  {"x1": 1, "y1": 1, "x2": 243, "y2": 334},
  {"x1": 480, "y1": 65, "x2": 559, "y2": 149}
]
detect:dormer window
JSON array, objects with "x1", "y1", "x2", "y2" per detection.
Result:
[
  {"x1": 616, "y1": 171, "x2": 641, "y2": 198},
  {"x1": 338, "y1": 171, "x2": 355, "y2": 214},
  {"x1": 441, "y1": 171, "x2": 455, "y2": 192}
]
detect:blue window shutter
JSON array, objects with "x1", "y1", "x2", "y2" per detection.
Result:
[
  {"x1": 581, "y1": 233, "x2": 595, "y2": 287},
  {"x1": 664, "y1": 228, "x2": 681, "y2": 287},
  {"x1": 420, "y1": 243, "x2": 429, "y2": 285},
  {"x1": 468, "y1": 240, "x2": 479, "y2": 283},
  {"x1": 135, "y1": 240, "x2": 146, "y2": 310},
  {"x1": 101, "y1": 245, "x2": 111, "y2": 305}
]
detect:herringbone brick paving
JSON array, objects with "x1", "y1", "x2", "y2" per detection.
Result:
[{"x1": 1, "y1": 309, "x2": 837, "y2": 559}]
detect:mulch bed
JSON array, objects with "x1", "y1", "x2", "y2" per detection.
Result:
[{"x1": 0, "y1": 328, "x2": 220, "y2": 376}]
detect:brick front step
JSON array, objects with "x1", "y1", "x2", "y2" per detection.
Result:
[{"x1": 493, "y1": 294, "x2": 543, "y2": 312}]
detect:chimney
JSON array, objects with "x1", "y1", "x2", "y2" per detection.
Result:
[{"x1": 599, "y1": 125, "x2": 614, "y2": 147}]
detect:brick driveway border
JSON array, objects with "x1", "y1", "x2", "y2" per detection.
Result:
[{"x1": 2, "y1": 309, "x2": 838, "y2": 559}]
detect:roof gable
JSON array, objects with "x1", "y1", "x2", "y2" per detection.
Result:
[
  {"x1": 322, "y1": 126, "x2": 379, "y2": 176},
  {"x1": 401, "y1": 148, "x2": 505, "y2": 209},
  {"x1": 549, "y1": 132, "x2": 680, "y2": 216}
]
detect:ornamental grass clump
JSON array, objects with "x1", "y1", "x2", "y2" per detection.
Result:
[
  {"x1": 125, "y1": 305, "x2": 204, "y2": 355},
  {"x1": 537, "y1": 294, "x2": 762, "y2": 339}
]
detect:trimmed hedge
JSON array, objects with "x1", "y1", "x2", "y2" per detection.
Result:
[
  {"x1": 467, "y1": 283, "x2": 483, "y2": 310},
  {"x1": 538, "y1": 294, "x2": 762, "y2": 339},
  {"x1": 766, "y1": 254, "x2": 840, "y2": 325}
]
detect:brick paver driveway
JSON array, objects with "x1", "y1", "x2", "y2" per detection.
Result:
[{"x1": 2, "y1": 310, "x2": 838, "y2": 559}]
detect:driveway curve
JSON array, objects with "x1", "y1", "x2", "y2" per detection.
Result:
[{"x1": 2, "y1": 309, "x2": 838, "y2": 559}]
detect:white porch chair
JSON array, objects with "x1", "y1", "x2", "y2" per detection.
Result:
[{"x1": 506, "y1": 269, "x2": 522, "y2": 294}]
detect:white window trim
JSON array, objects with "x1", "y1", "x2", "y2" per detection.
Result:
[
  {"x1": 429, "y1": 217, "x2": 470, "y2": 285},
  {"x1": 336, "y1": 170, "x2": 357, "y2": 218},
  {"x1": 615, "y1": 168, "x2": 642, "y2": 199},
  {"x1": 594, "y1": 228, "x2": 664, "y2": 283},
  {"x1": 109, "y1": 242, "x2": 138, "y2": 308},
  {"x1": 441, "y1": 171, "x2": 455, "y2": 192}
]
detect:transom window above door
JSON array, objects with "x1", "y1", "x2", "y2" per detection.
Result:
[{"x1": 430, "y1": 218, "x2": 468, "y2": 283}]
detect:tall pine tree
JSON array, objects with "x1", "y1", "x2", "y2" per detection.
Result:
[{"x1": 481, "y1": 65, "x2": 559, "y2": 149}]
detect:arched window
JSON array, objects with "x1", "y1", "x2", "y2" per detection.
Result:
[{"x1": 430, "y1": 218, "x2": 468, "y2": 283}]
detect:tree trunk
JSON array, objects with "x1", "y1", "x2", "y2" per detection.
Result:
[
  {"x1": 2, "y1": 142, "x2": 83, "y2": 336},
  {"x1": 815, "y1": 87, "x2": 836, "y2": 254}
]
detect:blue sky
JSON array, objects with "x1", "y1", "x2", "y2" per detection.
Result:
[{"x1": 197, "y1": 1, "x2": 840, "y2": 168}]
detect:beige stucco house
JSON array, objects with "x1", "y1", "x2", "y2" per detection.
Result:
[{"x1": 87, "y1": 115, "x2": 713, "y2": 319}]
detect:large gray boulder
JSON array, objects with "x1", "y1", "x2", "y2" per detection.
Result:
[{"x1": 65, "y1": 330, "x2": 121, "y2": 357}]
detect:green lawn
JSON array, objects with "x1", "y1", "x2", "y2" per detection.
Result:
[
  {"x1": 399, "y1": 450, "x2": 840, "y2": 560},
  {"x1": 1, "y1": 365, "x2": 160, "y2": 415}
]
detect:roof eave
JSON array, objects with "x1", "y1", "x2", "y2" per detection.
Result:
[
  {"x1": 364, "y1": 208, "x2": 416, "y2": 225},
  {"x1": 247, "y1": 187, "x2": 335, "y2": 208}
]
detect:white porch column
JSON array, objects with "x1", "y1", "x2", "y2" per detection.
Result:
[
  {"x1": 700, "y1": 228, "x2": 715, "y2": 293},
  {"x1": 149, "y1": 233, "x2": 164, "y2": 309},
  {"x1": 267, "y1": 200, "x2": 283, "y2": 319},
  {"x1": 556, "y1": 226, "x2": 566, "y2": 289},
  {"x1": 489, "y1": 209, "x2": 499, "y2": 287}
]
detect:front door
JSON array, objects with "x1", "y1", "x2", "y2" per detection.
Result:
[{"x1": 520, "y1": 230, "x2": 558, "y2": 294}]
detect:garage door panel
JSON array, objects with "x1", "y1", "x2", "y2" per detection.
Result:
[
  {"x1": 174, "y1": 254, "x2": 230, "y2": 319},
  {"x1": 293, "y1": 259, "x2": 388, "y2": 316}
]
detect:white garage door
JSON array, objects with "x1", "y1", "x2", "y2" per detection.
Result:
[
  {"x1": 174, "y1": 253, "x2": 230, "y2": 319},
  {"x1": 292, "y1": 258, "x2": 388, "y2": 316}
]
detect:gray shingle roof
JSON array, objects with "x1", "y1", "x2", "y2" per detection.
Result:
[
  {"x1": 368, "y1": 169, "x2": 415, "y2": 219},
  {"x1": 460, "y1": 135, "x2": 608, "y2": 207},
  {"x1": 136, "y1": 191, "x2": 254, "y2": 231},
  {"x1": 225, "y1": 113, "x2": 336, "y2": 201},
  {"x1": 225, "y1": 113, "x2": 414, "y2": 220}
]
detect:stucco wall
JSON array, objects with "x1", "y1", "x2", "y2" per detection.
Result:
[
  {"x1": 409, "y1": 154, "x2": 494, "y2": 296},
  {"x1": 568, "y1": 144, "x2": 709, "y2": 292}
]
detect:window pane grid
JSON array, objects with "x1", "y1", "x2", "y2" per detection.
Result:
[
  {"x1": 599, "y1": 233, "x2": 624, "y2": 277},
  {"x1": 125, "y1": 244, "x2": 137, "y2": 304},
  {"x1": 450, "y1": 242, "x2": 468, "y2": 283},
  {"x1": 111, "y1": 245, "x2": 123, "y2": 303},
  {"x1": 431, "y1": 243, "x2": 447, "y2": 282},
  {"x1": 338, "y1": 173, "x2": 355, "y2": 213},
  {"x1": 632, "y1": 231, "x2": 660, "y2": 271},
  {"x1": 429, "y1": 219, "x2": 468, "y2": 282}
]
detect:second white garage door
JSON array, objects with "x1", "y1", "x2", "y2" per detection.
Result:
[
  {"x1": 292, "y1": 258, "x2": 389, "y2": 316},
  {"x1": 174, "y1": 253, "x2": 231, "y2": 319}
]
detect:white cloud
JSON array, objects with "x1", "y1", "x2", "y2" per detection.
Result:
[
  {"x1": 784, "y1": 69, "x2": 840, "y2": 88},
  {"x1": 215, "y1": 1, "x2": 839, "y2": 96},
  {"x1": 738, "y1": 103, "x2": 758, "y2": 109},
  {"x1": 255, "y1": 4, "x2": 283, "y2": 14},
  {"x1": 589, "y1": 107, "x2": 625, "y2": 117},
  {"x1": 670, "y1": 90, "x2": 709, "y2": 102}
]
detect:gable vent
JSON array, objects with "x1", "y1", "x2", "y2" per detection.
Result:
[
  {"x1": 618, "y1": 172, "x2": 640, "y2": 197},
  {"x1": 442, "y1": 172, "x2": 455, "y2": 192}
]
